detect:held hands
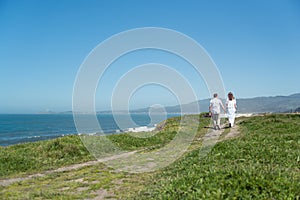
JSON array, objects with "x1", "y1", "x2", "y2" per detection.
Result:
[{"x1": 222, "y1": 107, "x2": 226, "y2": 113}]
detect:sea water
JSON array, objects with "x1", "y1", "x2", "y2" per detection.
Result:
[{"x1": 0, "y1": 114, "x2": 179, "y2": 146}]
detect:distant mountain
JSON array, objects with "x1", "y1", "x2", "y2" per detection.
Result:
[
  {"x1": 132, "y1": 99, "x2": 210, "y2": 114},
  {"x1": 62, "y1": 93, "x2": 300, "y2": 114},
  {"x1": 233, "y1": 94, "x2": 300, "y2": 113},
  {"x1": 131, "y1": 93, "x2": 300, "y2": 114}
]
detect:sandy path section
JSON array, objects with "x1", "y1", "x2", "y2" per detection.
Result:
[{"x1": 0, "y1": 150, "x2": 138, "y2": 187}]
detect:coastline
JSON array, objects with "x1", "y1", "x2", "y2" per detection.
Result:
[
  {"x1": 0, "y1": 113, "x2": 174, "y2": 147},
  {"x1": 0, "y1": 112, "x2": 279, "y2": 147},
  {"x1": 0, "y1": 125, "x2": 158, "y2": 147}
]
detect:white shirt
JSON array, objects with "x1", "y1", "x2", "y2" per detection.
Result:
[
  {"x1": 210, "y1": 98, "x2": 223, "y2": 114},
  {"x1": 226, "y1": 99, "x2": 237, "y2": 112}
]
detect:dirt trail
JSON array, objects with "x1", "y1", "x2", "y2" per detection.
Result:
[
  {"x1": 223, "y1": 125, "x2": 241, "y2": 140},
  {"x1": 0, "y1": 150, "x2": 138, "y2": 187}
]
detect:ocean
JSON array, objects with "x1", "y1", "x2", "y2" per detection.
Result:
[{"x1": 0, "y1": 114, "x2": 178, "y2": 146}]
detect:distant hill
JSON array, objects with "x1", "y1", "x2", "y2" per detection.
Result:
[
  {"x1": 62, "y1": 93, "x2": 300, "y2": 114},
  {"x1": 233, "y1": 94, "x2": 300, "y2": 113},
  {"x1": 131, "y1": 93, "x2": 300, "y2": 114}
]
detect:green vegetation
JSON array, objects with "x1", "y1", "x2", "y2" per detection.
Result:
[
  {"x1": 1, "y1": 114, "x2": 299, "y2": 199},
  {"x1": 134, "y1": 114, "x2": 300, "y2": 199},
  {"x1": 81, "y1": 115, "x2": 186, "y2": 157},
  {"x1": 0, "y1": 135, "x2": 94, "y2": 178}
]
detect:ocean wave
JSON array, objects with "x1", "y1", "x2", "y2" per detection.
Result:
[{"x1": 125, "y1": 125, "x2": 156, "y2": 133}]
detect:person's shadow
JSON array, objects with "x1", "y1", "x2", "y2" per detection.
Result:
[
  {"x1": 204, "y1": 126, "x2": 215, "y2": 130},
  {"x1": 204, "y1": 125, "x2": 231, "y2": 130}
]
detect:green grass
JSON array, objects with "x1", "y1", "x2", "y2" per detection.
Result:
[
  {"x1": 0, "y1": 135, "x2": 94, "y2": 178},
  {"x1": 133, "y1": 114, "x2": 300, "y2": 199},
  {"x1": 90, "y1": 115, "x2": 187, "y2": 151},
  {"x1": 1, "y1": 114, "x2": 299, "y2": 199}
]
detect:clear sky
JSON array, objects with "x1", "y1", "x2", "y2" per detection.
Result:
[{"x1": 0, "y1": 0, "x2": 299, "y2": 113}]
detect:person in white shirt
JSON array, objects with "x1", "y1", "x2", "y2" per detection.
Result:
[
  {"x1": 209, "y1": 93, "x2": 225, "y2": 130},
  {"x1": 226, "y1": 92, "x2": 237, "y2": 127}
]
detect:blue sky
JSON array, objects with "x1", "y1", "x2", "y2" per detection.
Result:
[{"x1": 0, "y1": 0, "x2": 299, "y2": 113}]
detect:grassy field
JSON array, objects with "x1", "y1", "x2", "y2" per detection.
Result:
[
  {"x1": 0, "y1": 114, "x2": 299, "y2": 199},
  {"x1": 0, "y1": 135, "x2": 94, "y2": 178},
  {"x1": 134, "y1": 114, "x2": 300, "y2": 199}
]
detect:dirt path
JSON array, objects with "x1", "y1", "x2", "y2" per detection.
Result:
[
  {"x1": 0, "y1": 150, "x2": 138, "y2": 187},
  {"x1": 223, "y1": 125, "x2": 241, "y2": 140}
]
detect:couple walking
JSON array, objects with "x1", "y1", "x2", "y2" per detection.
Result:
[{"x1": 209, "y1": 92, "x2": 237, "y2": 130}]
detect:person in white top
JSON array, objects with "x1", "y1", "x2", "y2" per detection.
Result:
[
  {"x1": 209, "y1": 93, "x2": 225, "y2": 130},
  {"x1": 226, "y1": 92, "x2": 237, "y2": 127}
]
